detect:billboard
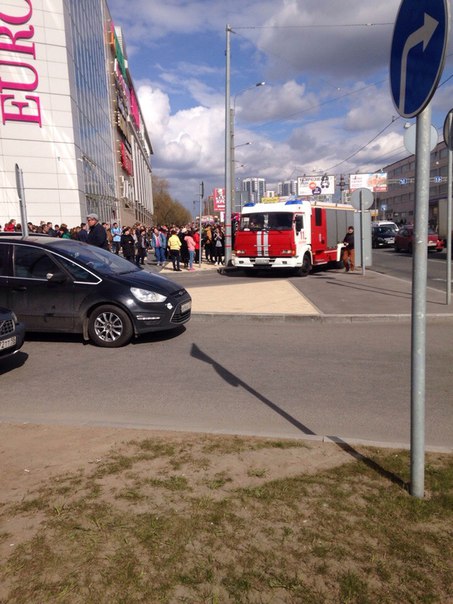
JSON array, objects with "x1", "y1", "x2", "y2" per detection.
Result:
[
  {"x1": 350, "y1": 173, "x2": 388, "y2": 193},
  {"x1": 297, "y1": 175, "x2": 335, "y2": 196},
  {"x1": 213, "y1": 188, "x2": 225, "y2": 211}
]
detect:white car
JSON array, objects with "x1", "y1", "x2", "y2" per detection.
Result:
[{"x1": 372, "y1": 221, "x2": 399, "y2": 233}]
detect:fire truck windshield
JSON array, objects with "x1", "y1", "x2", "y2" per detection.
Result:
[{"x1": 240, "y1": 212, "x2": 293, "y2": 231}]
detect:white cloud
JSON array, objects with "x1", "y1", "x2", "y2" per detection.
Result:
[{"x1": 112, "y1": 0, "x2": 453, "y2": 209}]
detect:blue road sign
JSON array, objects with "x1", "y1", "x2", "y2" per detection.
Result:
[{"x1": 390, "y1": 0, "x2": 449, "y2": 118}]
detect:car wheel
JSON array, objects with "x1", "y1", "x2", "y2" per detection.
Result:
[
  {"x1": 88, "y1": 305, "x2": 133, "y2": 347},
  {"x1": 296, "y1": 253, "x2": 312, "y2": 277}
]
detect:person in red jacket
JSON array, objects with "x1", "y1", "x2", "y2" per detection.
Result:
[
  {"x1": 193, "y1": 229, "x2": 201, "y2": 263},
  {"x1": 4, "y1": 219, "x2": 16, "y2": 232}
]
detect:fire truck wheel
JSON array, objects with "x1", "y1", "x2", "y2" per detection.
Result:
[{"x1": 297, "y1": 253, "x2": 312, "y2": 277}]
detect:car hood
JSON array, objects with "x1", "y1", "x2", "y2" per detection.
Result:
[{"x1": 110, "y1": 270, "x2": 186, "y2": 295}]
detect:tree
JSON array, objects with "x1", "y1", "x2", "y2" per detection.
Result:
[{"x1": 152, "y1": 176, "x2": 191, "y2": 226}]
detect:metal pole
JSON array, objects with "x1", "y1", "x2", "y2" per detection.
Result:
[
  {"x1": 230, "y1": 107, "x2": 235, "y2": 214},
  {"x1": 447, "y1": 124, "x2": 452, "y2": 305},
  {"x1": 360, "y1": 192, "x2": 365, "y2": 276},
  {"x1": 224, "y1": 25, "x2": 232, "y2": 266},
  {"x1": 410, "y1": 103, "x2": 431, "y2": 498},
  {"x1": 15, "y1": 164, "x2": 29, "y2": 237},
  {"x1": 199, "y1": 181, "x2": 204, "y2": 269}
]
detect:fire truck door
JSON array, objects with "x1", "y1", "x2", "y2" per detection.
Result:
[{"x1": 310, "y1": 207, "x2": 327, "y2": 253}]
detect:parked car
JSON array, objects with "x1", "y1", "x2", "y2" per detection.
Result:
[
  {"x1": 394, "y1": 226, "x2": 443, "y2": 253},
  {"x1": 372, "y1": 220, "x2": 399, "y2": 233},
  {"x1": 372, "y1": 226, "x2": 396, "y2": 248},
  {"x1": 0, "y1": 306, "x2": 25, "y2": 359},
  {"x1": 0, "y1": 236, "x2": 191, "y2": 347}
]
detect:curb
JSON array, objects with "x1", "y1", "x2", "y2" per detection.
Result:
[{"x1": 190, "y1": 312, "x2": 453, "y2": 323}]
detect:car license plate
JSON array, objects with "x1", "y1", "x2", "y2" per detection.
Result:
[
  {"x1": 0, "y1": 336, "x2": 16, "y2": 350},
  {"x1": 181, "y1": 301, "x2": 191, "y2": 313},
  {"x1": 255, "y1": 258, "x2": 269, "y2": 265}
]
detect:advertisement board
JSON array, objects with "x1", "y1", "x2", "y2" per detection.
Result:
[
  {"x1": 297, "y1": 175, "x2": 335, "y2": 196},
  {"x1": 350, "y1": 173, "x2": 388, "y2": 193},
  {"x1": 213, "y1": 188, "x2": 225, "y2": 211}
]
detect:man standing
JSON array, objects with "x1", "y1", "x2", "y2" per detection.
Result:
[
  {"x1": 342, "y1": 225, "x2": 355, "y2": 272},
  {"x1": 151, "y1": 227, "x2": 165, "y2": 266},
  {"x1": 86, "y1": 214, "x2": 109, "y2": 249},
  {"x1": 77, "y1": 222, "x2": 88, "y2": 242},
  {"x1": 111, "y1": 222, "x2": 122, "y2": 254}
]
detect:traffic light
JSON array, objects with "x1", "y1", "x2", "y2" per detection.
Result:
[{"x1": 339, "y1": 175, "x2": 345, "y2": 191}]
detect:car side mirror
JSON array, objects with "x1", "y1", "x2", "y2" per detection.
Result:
[{"x1": 46, "y1": 271, "x2": 67, "y2": 283}]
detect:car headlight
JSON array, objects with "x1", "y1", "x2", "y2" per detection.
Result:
[
  {"x1": 130, "y1": 287, "x2": 167, "y2": 303},
  {"x1": 11, "y1": 311, "x2": 18, "y2": 324}
]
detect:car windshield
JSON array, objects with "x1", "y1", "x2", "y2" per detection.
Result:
[
  {"x1": 377, "y1": 227, "x2": 394, "y2": 235},
  {"x1": 51, "y1": 240, "x2": 141, "y2": 275},
  {"x1": 239, "y1": 212, "x2": 293, "y2": 231}
]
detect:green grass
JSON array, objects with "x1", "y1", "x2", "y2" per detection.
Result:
[{"x1": 1, "y1": 436, "x2": 452, "y2": 604}]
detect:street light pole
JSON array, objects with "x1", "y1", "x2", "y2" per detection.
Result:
[
  {"x1": 225, "y1": 27, "x2": 265, "y2": 267},
  {"x1": 231, "y1": 142, "x2": 250, "y2": 211},
  {"x1": 231, "y1": 82, "x2": 265, "y2": 211}
]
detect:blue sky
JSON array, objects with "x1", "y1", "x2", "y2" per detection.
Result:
[{"x1": 108, "y1": 0, "x2": 453, "y2": 211}]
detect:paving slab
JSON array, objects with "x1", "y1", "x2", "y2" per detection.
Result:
[{"x1": 188, "y1": 280, "x2": 319, "y2": 315}]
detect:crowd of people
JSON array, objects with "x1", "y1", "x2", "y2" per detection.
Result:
[{"x1": 2, "y1": 216, "x2": 226, "y2": 271}]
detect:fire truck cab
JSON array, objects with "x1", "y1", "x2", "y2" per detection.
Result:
[{"x1": 233, "y1": 199, "x2": 355, "y2": 276}]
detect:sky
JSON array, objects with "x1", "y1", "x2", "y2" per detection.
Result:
[{"x1": 108, "y1": 0, "x2": 453, "y2": 212}]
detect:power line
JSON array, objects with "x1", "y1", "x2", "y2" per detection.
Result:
[
  {"x1": 324, "y1": 117, "x2": 400, "y2": 171},
  {"x1": 233, "y1": 23, "x2": 393, "y2": 30}
]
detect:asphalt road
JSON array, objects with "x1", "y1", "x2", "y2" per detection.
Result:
[
  {"x1": 370, "y1": 247, "x2": 451, "y2": 292},
  {"x1": 1, "y1": 320, "x2": 452, "y2": 449}
]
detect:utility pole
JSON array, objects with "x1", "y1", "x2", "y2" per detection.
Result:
[{"x1": 224, "y1": 24, "x2": 232, "y2": 266}]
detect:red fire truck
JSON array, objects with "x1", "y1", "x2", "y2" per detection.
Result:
[{"x1": 232, "y1": 198, "x2": 356, "y2": 276}]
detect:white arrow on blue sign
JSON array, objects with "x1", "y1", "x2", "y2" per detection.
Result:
[{"x1": 390, "y1": 0, "x2": 449, "y2": 119}]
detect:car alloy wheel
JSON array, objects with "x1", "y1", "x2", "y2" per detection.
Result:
[{"x1": 88, "y1": 305, "x2": 133, "y2": 347}]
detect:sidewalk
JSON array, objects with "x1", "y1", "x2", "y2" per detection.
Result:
[{"x1": 151, "y1": 260, "x2": 453, "y2": 322}]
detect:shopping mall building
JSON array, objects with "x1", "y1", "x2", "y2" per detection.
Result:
[{"x1": 0, "y1": 0, "x2": 153, "y2": 229}]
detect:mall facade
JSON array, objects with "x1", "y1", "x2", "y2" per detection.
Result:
[{"x1": 0, "y1": 0, "x2": 153, "y2": 229}]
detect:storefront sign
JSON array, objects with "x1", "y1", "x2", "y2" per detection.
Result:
[
  {"x1": 120, "y1": 141, "x2": 133, "y2": 175},
  {"x1": 0, "y1": 1, "x2": 42, "y2": 126}
]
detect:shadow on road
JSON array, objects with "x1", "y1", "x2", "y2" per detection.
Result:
[{"x1": 191, "y1": 342, "x2": 408, "y2": 492}]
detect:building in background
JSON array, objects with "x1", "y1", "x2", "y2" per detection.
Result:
[
  {"x1": 0, "y1": 0, "x2": 153, "y2": 228},
  {"x1": 377, "y1": 141, "x2": 447, "y2": 226},
  {"x1": 277, "y1": 180, "x2": 297, "y2": 197},
  {"x1": 240, "y1": 177, "x2": 266, "y2": 204}
]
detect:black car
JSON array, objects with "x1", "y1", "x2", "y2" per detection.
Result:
[
  {"x1": 0, "y1": 236, "x2": 191, "y2": 347},
  {"x1": 371, "y1": 226, "x2": 396, "y2": 248},
  {"x1": 0, "y1": 306, "x2": 25, "y2": 359}
]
